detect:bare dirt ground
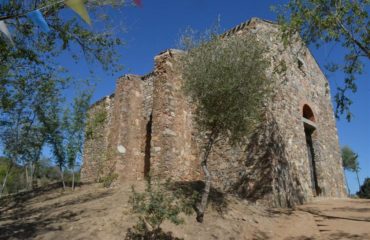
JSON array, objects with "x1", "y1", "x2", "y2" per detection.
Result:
[{"x1": 0, "y1": 183, "x2": 369, "y2": 240}]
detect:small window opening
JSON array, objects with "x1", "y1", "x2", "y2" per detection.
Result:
[
  {"x1": 303, "y1": 104, "x2": 315, "y2": 122},
  {"x1": 144, "y1": 114, "x2": 152, "y2": 178}
]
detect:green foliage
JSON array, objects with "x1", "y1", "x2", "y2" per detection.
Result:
[
  {"x1": 274, "y1": 0, "x2": 369, "y2": 121},
  {"x1": 0, "y1": 0, "x2": 126, "y2": 193},
  {"x1": 181, "y1": 32, "x2": 271, "y2": 145},
  {"x1": 180, "y1": 26, "x2": 271, "y2": 222},
  {"x1": 85, "y1": 107, "x2": 107, "y2": 140},
  {"x1": 341, "y1": 146, "x2": 360, "y2": 172},
  {"x1": 0, "y1": 156, "x2": 62, "y2": 195},
  {"x1": 64, "y1": 93, "x2": 92, "y2": 167},
  {"x1": 0, "y1": 158, "x2": 26, "y2": 194},
  {"x1": 98, "y1": 172, "x2": 118, "y2": 188},
  {"x1": 127, "y1": 179, "x2": 194, "y2": 239},
  {"x1": 357, "y1": 178, "x2": 370, "y2": 199}
]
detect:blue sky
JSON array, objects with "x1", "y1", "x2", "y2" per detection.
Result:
[{"x1": 61, "y1": 0, "x2": 369, "y2": 193}]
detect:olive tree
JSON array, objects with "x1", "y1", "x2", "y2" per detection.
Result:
[{"x1": 181, "y1": 32, "x2": 272, "y2": 222}]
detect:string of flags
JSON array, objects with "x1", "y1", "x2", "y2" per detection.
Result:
[
  {"x1": 0, "y1": 0, "x2": 142, "y2": 46},
  {"x1": 134, "y1": 0, "x2": 142, "y2": 7}
]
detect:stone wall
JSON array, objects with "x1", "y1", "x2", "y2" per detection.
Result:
[
  {"x1": 105, "y1": 75, "x2": 147, "y2": 181},
  {"x1": 149, "y1": 50, "x2": 246, "y2": 190},
  {"x1": 149, "y1": 50, "x2": 202, "y2": 181},
  {"x1": 81, "y1": 18, "x2": 346, "y2": 207},
  {"x1": 81, "y1": 94, "x2": 114, "y2": 182},
  {"x1": 232, "y1": 18, "x2": 347, "y2": 206}
]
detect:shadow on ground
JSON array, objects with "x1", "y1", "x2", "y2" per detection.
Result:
[
  {"x1": 299, "y1": 208, "x2": 370, "y2": 222},
  {"x1": 170, "y1": 180, "x2": 228, "y2": 214},
  {"x1": 125, "y1": 227, "x2": 183, "y2": 240},
  {"x1": 0, "y1": 183, "x2": 112, "y2": 240},
  {"x1": 283, "y1": 232, "x2": 370, "y2": 240}
]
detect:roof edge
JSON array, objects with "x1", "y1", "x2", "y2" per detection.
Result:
[{"x1": 221, "y1": 17, "x2": 277, "y2": 38}]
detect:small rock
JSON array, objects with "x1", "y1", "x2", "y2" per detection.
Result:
[
  {"x1": 117, "y1": 145, "x2": 126, "y2": 154},
  {"x1": 163, "y1": 128, "x2": 177, "y2": 137}
]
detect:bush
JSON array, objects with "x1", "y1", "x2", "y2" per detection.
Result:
[
  {"x1": 126, "y1": 179, "x2": 196, "y2": 240},
  {"x1": 357, "y1": 178, "x2": 370, "y2": 199},
  {"x1": 85, "y1": 108, "x2": 107, "y2": 140},
  {"x1": 99, "y1": 173, "x2": 118, "y2": 188}
]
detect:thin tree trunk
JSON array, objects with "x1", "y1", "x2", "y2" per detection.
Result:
[
  {"x1": 59, "y1": 165, "x2": 66, "y2": 190},
  {"x1": 25, "y1": 165, "x2": 29, "y2": 189},
  {"x1": 344, "y1": 170, "x2": 351, "y2": 196},
  {"x1": 25, "y1": 163, "x2": 34, "y2": 190},
  {"x1": 30, "y1": 162, "x2": 35, "y2": 189},
  {"x1": 356, "y1": 171, "x2": 361, "y2": 190},
  {"x1": 0, "y1": 163, "x2": 13, "y2": 198},
  {"x1": 71, "y1": 165, "x2": 75, "y2": 191},
  {"x1": 196, "y1": 133, "x2": 217, "y2": 223}
]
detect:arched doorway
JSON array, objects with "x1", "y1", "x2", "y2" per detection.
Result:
[{"x1": 302, "y1": 104, "x2": 320, "y2": 196}]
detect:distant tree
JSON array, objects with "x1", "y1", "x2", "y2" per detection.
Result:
[
  {"x1": 36, "y1": 94, "x2": 67, "y2": 190},
  {"x1": 0, "y1": 157, "x2": 25, "y2": 194},
  {"x1": 341, "y1": 146, "x2": 361, "y2": 190},
  {"x1": 63, "y1": 92, "x2": 92, "y2": 190},
  {"x1": 0, "y1": 80, "x2": 48, "y2": 196},
  {"x1": 21, "y1": 125, "x2": 46, "y2": 190},
  {"x1": 1, "y1": 155, "x2": 65, "y2": 195},
  {"x1": 181, "y1": 31, "x2": 271, "y2": 222},
  {"x1": 357, "y1": 178, "x2": 370, "y2": 199},
  {"x1": 0, "y1": 0, "x2": 127, "y2": 194},
  {"x1": 274, "y1": 0, "x2": 369, "y2": 121},
  {"x1": 34, "y1": 157, "x2": 61, "y2": 184}
]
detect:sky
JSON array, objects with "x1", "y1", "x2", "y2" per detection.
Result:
[{"x1": 60, "y1": 0, "x2": 369, "y2": 194}]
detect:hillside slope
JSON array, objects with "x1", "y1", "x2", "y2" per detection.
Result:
[{"x1": 0, "y1": 183, "x2": 369, "y2": 240}]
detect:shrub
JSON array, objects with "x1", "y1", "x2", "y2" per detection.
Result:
[
  {"x1": 357, "y1": 178, "x2": 370, "y2": 199},
  {"x1": 126, "y1": 178, "x2": 196, "y2": 239},
  {"x1": 99, "y1": 173, "x2": 118, "y2": 188}
]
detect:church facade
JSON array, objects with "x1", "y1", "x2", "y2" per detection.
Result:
[{"x1": 81, "y1": 18, "x2": 347, "y2": 207}]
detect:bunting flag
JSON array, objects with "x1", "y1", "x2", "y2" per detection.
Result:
[
  {"x1": 0, "y1": 0, "x2": 95, "y2": 46},
  {"x1": 65, "y1": 0, "x2": 91, "y2": 25},
  {"x1": 0, "y1": 20, "x2": 14, "y2": 46},
  {"x1": 27, "y1": 10, "x2": 50, "y2": 32},
  {"x1": 133, "y1": 0, "x2": 142, "y2": 7}
]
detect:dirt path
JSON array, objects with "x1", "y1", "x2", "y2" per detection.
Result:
[
  {"x1": 0, "y1": 183, "x2": 369, "y2": 240},
  {"x1": 297, "y1": 198, "x2": 370, "y2": 240}
]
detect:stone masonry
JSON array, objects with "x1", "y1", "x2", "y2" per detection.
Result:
[{"x1": 81, "y1": 18, "x2": 347, "y2": 207}]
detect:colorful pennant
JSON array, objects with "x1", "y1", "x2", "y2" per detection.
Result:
[
  {"x1": 27, "y1": 10, "x2": 50, "y2": 32},
  {"x1": 133, "y1": 0, "x2": 142, "y2": 7},
  {"x1": 0, "y1": 0, "x2": 94, "y2": 46},
  {"x1": 65, "y1": 0, "x2": 91, "y2": 25},
  {"x1": 0, "y1": 20, "x2": 14, "y2": 46}
]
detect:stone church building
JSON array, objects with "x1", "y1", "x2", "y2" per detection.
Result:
[{"x1": 81, "y1": 18, "x2": 347, "y2": 207}]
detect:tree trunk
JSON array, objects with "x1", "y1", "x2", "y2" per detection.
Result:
[
  {"x1": 356, "y1": 171, "x2": 361, "y2": 190},
  {"x1": 30, "y1": 162, "x2": 36, "y2": 189},
  {"x1": 196, "y1": 133, "x2": 216, "y2": 223},
  {"x1": 25, "y1": 165, "x2": 29, "y2": 189},
  {"x1": 344, "y1": 169, "x2": 350, "y2": 196},
  {"x1": 25, "y1": 163, "x2": 34, "y2": 190},
  {"x1": 59, "y1": 165, "x2": 66, "y2": 190},
  {"x1": 71, "y1": 165, "x2": 75, "y2": 191},
  {"x1": 0, "y1": 163, "x2": 13, "y2": 198}
]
